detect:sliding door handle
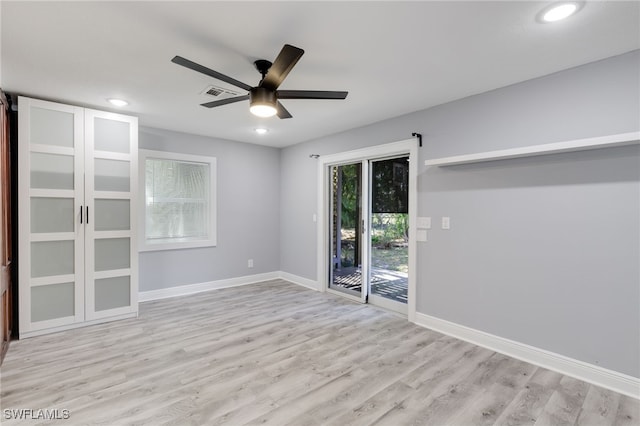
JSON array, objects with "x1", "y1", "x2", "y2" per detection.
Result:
[
  {"x1": 86, "y1": 206, "x2": 89, "y2": 224},
  {"x1": 80, "y1": 206, "x2": 83, "y2": 224}
]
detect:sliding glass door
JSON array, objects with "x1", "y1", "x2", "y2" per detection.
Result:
[
  {"x1": 327, "y1": 156, "x2": 410, "y2": 314},
  {"x1": 328, "y1": 162, "x2": 365, "y2": 300},
  {"x1": 368, "y1": 157, "x2": 409, "y2": 313}
]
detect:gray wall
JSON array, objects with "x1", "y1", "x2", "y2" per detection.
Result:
[
  {"x1": 279, "y1": 50, "x2": 640, "y2": 377},
  {"x1": 138, "y1": 127, "x2": 281, "y2": 291}
]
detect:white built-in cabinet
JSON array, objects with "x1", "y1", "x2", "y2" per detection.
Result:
[{"x1": 18, "y1": 96, "x2": 138, "y2": 337}]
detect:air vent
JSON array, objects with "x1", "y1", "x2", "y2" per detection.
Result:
[{"x1": 202, "y1": 85, "x2": 241, "y2": 99}]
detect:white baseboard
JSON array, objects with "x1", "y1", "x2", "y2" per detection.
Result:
[
  {"x1": 20, "y1": 312, "x2": 138, "y2": 339},
  {"x1": 139, "y1": 271, "x2": 280, "y2": 302},
  {"x1": 414, "y1": 312, "x2": 640, "y2": 399},
  {"x1": 278, "y1": 271, "x2": 320, "y2": 291}
]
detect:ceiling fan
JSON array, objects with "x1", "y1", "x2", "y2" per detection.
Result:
[{"x1": 172, "y1": 44, "x2": 348, "y2": 119}]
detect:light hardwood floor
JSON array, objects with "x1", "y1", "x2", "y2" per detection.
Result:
[{"x1": 1, "y1": 280, "x2": 638, "y2": 425}]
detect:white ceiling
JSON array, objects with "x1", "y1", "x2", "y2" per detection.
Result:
[{"x1": 1, "y1": 1, "x2": 639, "y2": 148}]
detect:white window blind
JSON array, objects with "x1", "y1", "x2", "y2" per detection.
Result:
[{"x1": 139, "y1": 150, "x2": 216, "y2": 251}]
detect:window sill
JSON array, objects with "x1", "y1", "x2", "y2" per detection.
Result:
[{"x1": 138, "y1": 238, "x2": 217, "y2": 252}]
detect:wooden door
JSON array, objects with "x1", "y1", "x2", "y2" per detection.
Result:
[{"x1": 1, "y1": 90, "x2": 12, "y2": 364}]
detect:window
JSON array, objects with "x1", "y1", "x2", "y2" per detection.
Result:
[{"x1": 139, "y1": 150, "x2": 216, "y2": 251}]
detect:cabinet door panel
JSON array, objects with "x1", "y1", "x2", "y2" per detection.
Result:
[
  {"x1": 30, "y1": 153, "x2": 74, "y2": 189},
  {"x1": 94, "y1": 238, "x2": 130, "y2": 271},
  {"x1": 31, "y1": 283, "x2": 75, "y2": 322},
  {"x1": 31, "y1": 241, "x2": 74, "y2": 278},
  {"x1": 30, "y1": 197, "x2": 74, "y2": 233},
  {"x1": 94, "y1": 199, "x2": 130, "y2": 231},
  {"x1": 95, "y1": 159, "x2": 130, "y2": 192},
  {"x1": 95, "y1": 277, "x2": 130, "y2": 311},
  {"x1": 94, "y1": 118, "x2": 130, "y2": 153},
  {"x1": 30, "y1": 107, "x2": 74, "y2": 148}
]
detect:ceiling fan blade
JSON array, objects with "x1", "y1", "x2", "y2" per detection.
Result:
[
  {"x1": 200, "y1": 95, "x2": 250, "y2": 108},
  {"x1": 260, "y1": 44, "x2": 305, "y2": 91},
  {"x1": 172, "y1": 56, "x2": 253, "y2": 92},
  {"x1": 277, "y1": 90, "x2": 348, "y2": 100},
  {"x1": 276, "y1": 101, "x2": 293, "y2": 119}
]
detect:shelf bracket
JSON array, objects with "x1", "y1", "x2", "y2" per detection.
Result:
[{"x1": 412, "y1": 132, "x2": 422, "y2": 147}]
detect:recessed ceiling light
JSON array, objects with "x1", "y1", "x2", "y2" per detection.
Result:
[
  {"x1": 540, "y1": 2, "x2": 580, "y2": 23},
  {"x1": 107, "y1": 98, "x2": 129, "y2": 107},
  {"x1": 254, "y1": 128, "x2": 269, "y2": 135}
]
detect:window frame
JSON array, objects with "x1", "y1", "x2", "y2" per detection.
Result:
[{"x1": 138, "y1": 149, "x2": 217, "y2": 252}]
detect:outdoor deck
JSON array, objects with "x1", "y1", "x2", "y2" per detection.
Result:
[{"x1": 332, "y1": 267, "x2": 408, "y2": 303}]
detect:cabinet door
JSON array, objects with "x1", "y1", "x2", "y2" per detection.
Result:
[
  {"x1": 18, "y1": 97, "x2": 85, "y2": 333},
  {"x1": 84, "y1": 109, "x2": 138, "y2": 320}
]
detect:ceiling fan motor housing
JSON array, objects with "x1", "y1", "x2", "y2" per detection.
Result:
[{"x1": 250, "y1": 87, "x2": 277, "y2": 108}]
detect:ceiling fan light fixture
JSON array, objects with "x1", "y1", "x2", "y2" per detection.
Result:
[
  {"x1": 250, "y1": 104, "x2": 277, "y2": 118},
  {"x1": 249, "y1": 87, "x2": 277, "y2": 118}
]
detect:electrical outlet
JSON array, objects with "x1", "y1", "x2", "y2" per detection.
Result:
[{"x1": 248, "y1": 259, "x2": 254, "y2": 268}]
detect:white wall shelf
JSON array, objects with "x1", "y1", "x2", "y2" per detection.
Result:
[{"x1": 425, "y1": 132, "x2": 640, "y2": 167}]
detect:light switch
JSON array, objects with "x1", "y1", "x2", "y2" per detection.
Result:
[
  {"x1": 312, "y1": 214, "x2": 317, "y2": 223},
  {"x1": 416, "y1": 229, "x2": 428, "y2": 242},
  {"x1": 417, "y1": 217, "x2": 431, "y2": 229},
  {"x1": 442, "y1": 216, "x2": 450, "y2": 230}
]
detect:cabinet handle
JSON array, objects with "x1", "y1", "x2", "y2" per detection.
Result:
[
  {"x1": 86, "y1": 206, "x2": 89, "y2": 224},
  {"x1": 80, "y1": 206, "x2": 83, "y2": 224}
]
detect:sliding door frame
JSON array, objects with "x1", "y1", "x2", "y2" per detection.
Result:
[
  {"x1": 327, "y1": 161, "x2": 368, "y2": 304},
  {"x1": 317, "y1": 138, "x2": 418, "y2": 321}
]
